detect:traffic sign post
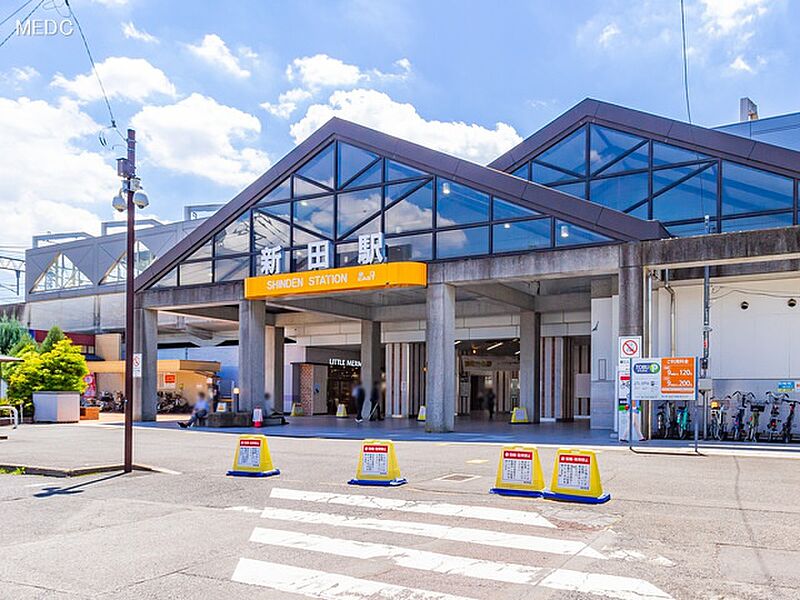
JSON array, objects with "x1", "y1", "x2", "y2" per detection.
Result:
[
  {"x1": 617, "y1": 336, "x2": 641, "y2": 443},
  {"x1": 630, "y1": 356, "x2": 699, "y2": 450}
]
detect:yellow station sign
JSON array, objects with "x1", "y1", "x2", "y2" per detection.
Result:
[{"x1": 244, "y1": 261, "x2": 427, "y2": 299}]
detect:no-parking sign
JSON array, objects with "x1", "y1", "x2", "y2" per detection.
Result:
[{"x1": 618, "y1": 336, "x2": 642, "y2": 359}]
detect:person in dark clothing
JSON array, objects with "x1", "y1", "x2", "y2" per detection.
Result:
[
  {"x1": 353, "y1": 381, "x2": 366, "y2": 423},
  {"x1": 369, "y1": 382, "x2": 384, "y2": 421},
  {"x1": 485, "y1": 388, "x2": 496, "y2": 420}
]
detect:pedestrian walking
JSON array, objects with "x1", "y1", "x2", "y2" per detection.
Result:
[{"x1": 353, "y1": 381, "x2": 365, "y2": 423}]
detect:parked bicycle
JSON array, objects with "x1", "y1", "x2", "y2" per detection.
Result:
[
  {"x1": 676, "y1": 401, "x2": 692, "y2": 439},
  {"x1": 782, "y1": 397, "x2": 798, "y2": 443},
  {"x1": 707, "y1": 397, "x2": 726, "y2": 441},
  {"x1": 764, "y1": 392, "x2": 788, "y2": 442},
  {"x1": 745, "y1": 396, "x2": 766, "y2": 442},
  {"x1": 729, "y1": 391, "x2": 749, "y2": 442}
]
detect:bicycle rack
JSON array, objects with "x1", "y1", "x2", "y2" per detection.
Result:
[{"x1": 0, "y1": 405, "x2": 19, "y2": 430}]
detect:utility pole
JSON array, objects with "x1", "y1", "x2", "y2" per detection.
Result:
[{"x1": 113, "y1": 129, "x2": 149, "y2": 474}]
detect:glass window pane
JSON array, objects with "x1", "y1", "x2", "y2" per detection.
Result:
[
  {"x1": 187, "y1": 240, "x2": 212, "y2": 260},
  {"x1": 294, "y1": 195, "x2": 333, "y2": 238},
  {"x1": 338, "y1": 142, "x2": 378, "y2": 188},
  {"x1": 602, "y1": 146, "x2": 649, "y2": 175},
  {"x1": 214, "y1": 255, "x2": 250, "y2": 282},
  {"x1": 493, "y1": 219, "x2": 551, "y2": 253},
  {"x1": 386, "y1": 182, "x2": 433, "y2": 234},
  {"x1": 590, "y1": 125, "x2": 645, "y2": 174},
  {"x1": 293, "y1": 176, "x2": 328, "y2": 197},
  {"x1": 590, "y1": 173, "x2": 649, "y2": 212},
  {"x1": 343, "y1": 215, "x2": 380, "y2": 242},
  {"x1": 292, "y1": 248, "x2": 309, "y2": 271},
  {"x1": 387, "y1": 233, "x2": 433, "y2": 261},
  {"x1": 257, "y1": 201, "x2": 290, "y2": 220},
  {"x1": 536, "y1": 127, "x2": 586, "y2": 176},
  {"x1": 532, "y1": 162, "x2": 581, "y2": 185},
  {"x1": 652, "y1": 165, "x2": 717, "y2": 222},
  {"x1": 555, "y1": 221, "x2": 611, "y2": 246},
  {"x1": 625, "y1": 202, "x2": 649, "y2": 219},
  {"x1": 666, "y1": 221, "x2": 711, "y2": 237},
  {"x1": 259, "y1": 178, "x2": 290, "y2": 204},
  {"x1": 512, "y1": 163, "x2": 529, "y2": 179},
  {"x1": 436, "y1": 227, "x2": 489, "y2": 259},
  {"x1": 296, "y1": 143, "x2": 334, "y2": 188},
  {"x1": 179, "y1": 260, "x2": 212, "y2": 285},
  {"x1": 214, "y1": 214, "x2": 250, "y2": 256},
  {"x1": 721, "y1": 212, "x2": 794, "y2": 232},
  {"x1": 344, "y1": 161, "x2": 382, "y2": 189},
  {"x1": 721, "y1": 161, "x2": 793, "y2": 215},
  {"x1": 652, "y1": 142, "x2": 710, "y2": 166},
  {"x1": 336, "y1": 242, "x2": 358, "y2": 267},
  {"x1": 653, "y1": 163, "x2": 711, "y2": 194},
  {"x1": 551, "y1": 181, "x2": 587, "y2": 199},
  {"x1": 493, "y1": 197, "x2": 539, "y2": 220},
  {"x1": 437, "y1": 179, "x2": 489, "y2": 226},
  {"x1": 252, "y1": 210, "x2": 291, "y2": 250},
  {"x1": 386, "y1": 180, "x2": 426, "y2": 204},
  {"x1": 386, "y1": 159, "x2": 426, "y2": 181},
  {"x1": 292, "y1": 228, "x2": 324, "y2": 246},
  {"x1": 337, "y1": 188, "x2": 382, "y2": 237},
  {"x1": 152, "y1": 267, "x2": 177, "y2": 288}
]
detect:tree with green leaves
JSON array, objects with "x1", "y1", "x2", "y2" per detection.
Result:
[
  {"x1": 7, "y1": 338, "x2": 89, "y2": 414},
  {"x1": 0, "y1": 315, "x2": 29, "y2": 355},
  {"x1": 38, "y1": 325, "x2": 67, "y2": 353}
]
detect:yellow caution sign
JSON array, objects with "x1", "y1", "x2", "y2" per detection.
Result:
[
  {"x1": 510, "y1": 406, "x2": 529, "y2": 424},
  {"x1": 543, "y1": 448, "x2": 610, "y2": 504},
  {"x1": 489, "y1": 445, "x2": 545, "y2": 498},
  {"x1": 348, "y1": 439, "x2": 406, "y2": 487},
  {"x1": 290, "y1": 402, "x2": 304, "y2": 417},
  {"x1": 417, "y1": 405, "x2": 426, "y2": 422},
  {"x1": 226, "y1": 434, "x2": 280, "y2": 478},
  {"x1": 336, "y1": 403, "x2": 348, "y2": 418}
]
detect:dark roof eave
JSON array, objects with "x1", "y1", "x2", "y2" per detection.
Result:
[{"x1": 488, "y1": 98, "x2": 800, "y2": 179}]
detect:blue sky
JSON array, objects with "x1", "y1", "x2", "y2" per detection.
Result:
[{"x1": 0, "y1": 0, "x2": 797, "y2": 272}]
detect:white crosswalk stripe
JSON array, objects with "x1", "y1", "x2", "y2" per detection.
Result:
[
  {"x1": 269, "y1": 487, "x2": 557, "y2": 529},
  {"x1": 249, "y1": 527, "x2": 673, "y2": 600},
  {"x1": 230, "y1": 487, "x2": 673, "y2": 600},
  {"x1": 232, "y1": 558, "x2": 476, "y2": 600},
  {"x1": 258, "y1": 506, "x2": 605, "y2": 558}
]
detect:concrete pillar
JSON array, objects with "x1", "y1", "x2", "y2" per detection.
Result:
[
  {"x1": 132, "y1": 307, "x2": 158, "y2": 422},
  {"x1": 360, "y1": 320, "x2": 382, "y2": 419},
  {"x1": 425, "y1": 283, "x2": 456, "y2": 433},
  {"x1": 238, "y1": 299, "x2": 265, "y2": 414},
  {"x1": 265, "y1": 326, "x2": 284, "y2": 413},
  {"x1": 519, "y1": 310, "x2": 541, "y2": 424},
  {"x1": 618, "y1": 243, "x2": 644, "y2": 337}
]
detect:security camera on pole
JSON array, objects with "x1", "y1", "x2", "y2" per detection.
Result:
[{"x1": 112, "y1": 129, "x2": 149, "y2": 474}]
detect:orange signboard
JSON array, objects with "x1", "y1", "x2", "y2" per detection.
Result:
[
  {"x1": 660, "y1": 357, "x2": 696, "y2": 396},
  {"x1": 244, "y1": 261, "x2": 427, "y2": 299}
]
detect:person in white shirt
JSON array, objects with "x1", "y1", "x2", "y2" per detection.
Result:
[{"x1": 179, "y1": 392, "x2": 209, "y2": 428}]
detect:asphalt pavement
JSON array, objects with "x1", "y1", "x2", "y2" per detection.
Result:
[{"x1": 1, "y1": 422, "x2": 799, "y2": 599}]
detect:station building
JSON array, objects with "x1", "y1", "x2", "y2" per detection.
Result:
[{"x1": 19, "y1": 99, "x2": 800, "y2": 434}]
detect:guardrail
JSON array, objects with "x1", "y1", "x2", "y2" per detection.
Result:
[{"x1": 0, "y1": 405, "x2": 19, "y2": 429}]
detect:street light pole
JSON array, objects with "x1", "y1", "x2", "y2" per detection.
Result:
[
  {"x1": 113, "y1": 129, "x2": 148, "y2": 473},
  {"x1": 122, "y1": 129, "x2": 136, "y2": 473}
]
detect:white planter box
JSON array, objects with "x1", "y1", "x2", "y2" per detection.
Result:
[{"x1": 33, "y1": 391, "x2": 80, "y2": 423}]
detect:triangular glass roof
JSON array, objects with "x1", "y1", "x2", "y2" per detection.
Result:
[
  {"x1": 31, "y1": 253, "x2": 92, "y2": 292},
  {"x1": 101, "y1": 241, "x2": 154, "y2": 284}
]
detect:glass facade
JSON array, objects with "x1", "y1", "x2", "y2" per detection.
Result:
[
  {"x1": 162, "y1": 140, "x2": 616, "y2": 288},
  {"x1": 509, "y1": 123, "x2": 800, "y2": 236},
  {"x1": 31, "y1": 253, "x2": 92, "y2": 292},
  {"x1": 100, "y1": 241, "x2": 155, "y2": 284}
]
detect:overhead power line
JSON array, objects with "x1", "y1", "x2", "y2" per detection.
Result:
[
  {"x1": 0, "y1": 0, "x2": 45, "y2": 49},
  {"x1": 63, "y1": 0, "x2": 118, "y2": 130},
  {"x1": 0, "y1": 0, "x2": 35, "y2": 27},
  {"x1": 679, "y1": 0, "x2": 693, "y2": 124}
]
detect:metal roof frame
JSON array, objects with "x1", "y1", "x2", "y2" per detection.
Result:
[
  {"x1": 489, "y1": 98, "x2": 800, "y2": 180},
  {"x1": 135, "y1": 117, "x2": 668, "y2": 292}
]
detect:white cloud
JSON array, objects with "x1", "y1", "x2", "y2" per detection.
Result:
[
  {"x1": 0, "y1": 97, "x2": 118, "y2": 246},
  {"x1": 701, "y1": 0, "x2": 769, "y2": 36},
  {"x1": 122, "y1": 21, "x2": 158, "y2": 44},
  {"x1": 2, "y1": 66, "x2": 39, "y2": 89},
  {"x1": 290, "y1": 89, "x2": 521, "y2": 164},
  {"x1": 52, "y1": 57, "x2": 176, "y2": 103},
  {"x1": 131, "y1": 93, "x2": 269, "y2": 187},
  {"x1": 730, "y1": 55, "x2": 754, "y2": 72},
  {"x1": 598, "y1": 23, "x2": 621, "y2": 47},
  {"x1": 187, "y1": 34, "x2": 251, "y2": 79},
  {"x1": 287, "y1": 54, "x2": 365, "y2": 89},
  {"x1": 261, "y1": 87, "x2": 313, "y2": 119}
]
